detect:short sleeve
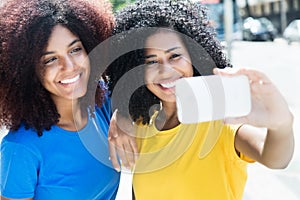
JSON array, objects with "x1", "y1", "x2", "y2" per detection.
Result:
[
  {"x1": 1, "y1": 140, "x2": 39, "y2": 198},
  {"x1": 97, "y1": 96, "x2": 112, "y2": 125},
  {"x1": 230, "y1": 124, "x2": 255, "y2": 163}
]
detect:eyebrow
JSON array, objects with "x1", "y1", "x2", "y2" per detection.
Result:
[
  {"x1": 42, "y1": 39, "x2": 81, "y2": 56},
  {"x1": 145, "y1": 46, "x2": 181, "y2": 59}
]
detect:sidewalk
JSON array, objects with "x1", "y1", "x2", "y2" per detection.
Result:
[
  {"x1": 244, "y1": 159, "x2": 300, "y2": 200},
  {"x1": 231, "y1": 39, "x2": 300, "y2": 200},
  {"x1": 243, "y1": 107, "x2": 300, "y2": 200}
]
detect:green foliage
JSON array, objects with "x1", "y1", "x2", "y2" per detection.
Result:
[{"x1": 110, "y1": 0, "x2": 135, "y2": 11}]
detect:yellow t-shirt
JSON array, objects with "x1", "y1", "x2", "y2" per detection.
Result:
[{"x1": 133, "y1": 120, "x2": 251, "y2": 200}]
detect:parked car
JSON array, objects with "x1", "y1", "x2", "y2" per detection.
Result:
[
  {"x1": 242, "y1": 17, "x2": 277, "y2": 41},
  {"x1": 283, "y1": 19, "x2": 300, "y2": 44}
]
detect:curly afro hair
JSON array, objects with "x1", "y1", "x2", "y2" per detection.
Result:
[
  {"x1": 105, "y1": 0, "x2": 232, "y2": 124},
  {"x1": 0, "y1": 0, "x2": 114, "y2": 136}
]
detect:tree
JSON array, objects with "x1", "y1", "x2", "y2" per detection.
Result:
[{"x1": 110, "y1": 0, "x2": 135, "y2": 11}]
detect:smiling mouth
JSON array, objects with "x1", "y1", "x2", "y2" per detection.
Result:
[
  {"x1": 160, "y1": 81, "x2": 177, "y2": 89},
  {"x1": 59, "y1": 74, "x2": 81, "y2": 84}
]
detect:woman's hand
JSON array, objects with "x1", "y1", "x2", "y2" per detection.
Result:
[
  {"x1": 213, "y1": 67, "x2": 293, "y2": 130},
  {"x1": 214, "y1": 67, "x2": 294, "y2": 168},
  {"x1": 108, "y1": 110, "x2": 138, "y2": 171}
]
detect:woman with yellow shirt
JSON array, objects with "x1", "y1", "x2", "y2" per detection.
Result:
[{"x1": 105, "y1": 0, "x2": 294, "y2": 199}]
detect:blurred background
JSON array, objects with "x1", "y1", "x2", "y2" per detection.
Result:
[
  {"x1": 1, "y1": 0, "x2": 300, "y2": 199},
  {"x1": 111, "y1": 0, "x2": 300, "y2": 42},
  {"x1": 109, "y1": 1, "x2": 300, "y2": 199}
]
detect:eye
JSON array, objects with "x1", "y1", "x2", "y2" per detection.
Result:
[
  {"x1": 43, "y1": 57, "x2": 57, "y2": 65},
  {"x1": 170, "y1": 53, "x2": 181, "y2": 60},
  {"x1": 145, "y1": 60, "x2": 158, "y2": 66},
  {"x1": 70, "y1": 47, "x2": 83, "y2": 54}
]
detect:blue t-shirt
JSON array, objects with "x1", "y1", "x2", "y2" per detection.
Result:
[{"x1": 0, "y1": 99, "x2": 120, "y2": 199}]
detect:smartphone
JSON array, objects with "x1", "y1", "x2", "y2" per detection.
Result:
[{"x1": 175, "y1": 75, "x2": 251, "y2": 124}]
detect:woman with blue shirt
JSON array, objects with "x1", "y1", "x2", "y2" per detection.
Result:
[{"x1": 0, "y1": 0, "x2": 120, "y2": 199}]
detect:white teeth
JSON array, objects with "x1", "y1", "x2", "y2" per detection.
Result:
[
  {"x1": 60, "y1": 74, "x2": 80, "y2": 84},
  {"x1": 160, "y1": 81, "x2": 176, "y2": 88}
]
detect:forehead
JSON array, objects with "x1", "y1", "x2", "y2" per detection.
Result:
[
  {"x1": 144, "y1": 30, "x2": 185, "y2": 51},
  {"x1": 45, "y1": 25, "x2": 79, "y2": 51}
]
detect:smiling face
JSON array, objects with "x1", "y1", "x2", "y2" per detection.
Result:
[
  {"x1": 39, "y1": 25, "x2": 90, "y2": 104},
  {"x1": 144, "y1": 30, "x2": 193, "y2": 103}
]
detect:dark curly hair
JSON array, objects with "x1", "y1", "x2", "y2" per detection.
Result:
[
  {"x1": 105, "y1": 0, "x2": 232, "y2": 124},
  {"x1": 0, "y1": 0, "x2": 114, "y2": 136}
]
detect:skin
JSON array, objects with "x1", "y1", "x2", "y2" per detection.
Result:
[
  {"x1": 108, "y1": 31, "x2": 193, "y2": 169},
  {"x1": 1, "y1": 197, "x2": 33, "y2": 200},
  {"x1": 40, "y1": 25, "x2": 90, "y2": 131},
  {"x1": 144, "y1": 31, "x2": 193, "y2": 130},
  {"x1": 214, "y1": 67, "x2": 294, "y2": 168},
  {"x1": 1, "y1": 26, "x2": 90, "y2": 199},
  {"x1": 109, "y1": 30, "x2": 294, "y2": 171},
  {"x1": 108, "y1": 110, "x2": 138, "y2": 171}
]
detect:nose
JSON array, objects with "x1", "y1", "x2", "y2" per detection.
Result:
[
  {"x1": 158, "y1": 59, "x2": 174, "y2": 74},
  {"x1": 62, "y1": 55, "x2": 75, "y2": 70}
]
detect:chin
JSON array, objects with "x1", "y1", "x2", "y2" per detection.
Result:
[
  {"x1": 71, "y1": 88, "x2": 88, "y2": 100},
  {"x1": 161, "y1": 97, "x2": 177, "y2": 103}
]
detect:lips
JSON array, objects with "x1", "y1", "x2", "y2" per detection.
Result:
[{"x1": 59, "y1": 74, "x2": 81, "y2": 85}]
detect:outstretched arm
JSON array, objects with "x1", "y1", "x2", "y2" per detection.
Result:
[{"x1": 214, "y1": 67, "x2": 294, "y2": 169}]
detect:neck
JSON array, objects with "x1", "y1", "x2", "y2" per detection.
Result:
[
  {"x1": 55, "y1": 98, "x2": 87, "y2": 131},
  {"x1": 156, "y1": 102, "x2": 180, "y2": 131}
]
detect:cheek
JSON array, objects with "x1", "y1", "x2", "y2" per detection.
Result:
[
  {"x1": 86, "y1": 62, "x2": 91, "y2": 76},
  {"x1": 144, "y1": 67, "x2": 157, "y2": 83},
  {"x1": 188, "y1": 67, "x2": 194, "y2": 77},
  {"x1": 146, "y1": 84, "x2": 156, "y2": 96},
  {"x1": 83, "y1": 58, "x2": 91, "y2": 80},
  {"x1": 41, "y1": 67, "x2": 57, "y2": 87},
  {"x1": 182, "y1": 62, "x2": 193, "y2": 77},
  {"x1": 35, "y1": 66, "x2": 46, "y2": 85},
  {"x1": 144, "y1": 69, "x2": 157, "y2": 93},
  {"x1": 82, "y1": 54, "x2": 90, "y2": 69}
]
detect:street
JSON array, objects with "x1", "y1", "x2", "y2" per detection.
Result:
[
  {"x1": 230, "y1": 39, "x2": 300, "y2": 200},
  {"x1": 0, "y1": 39, "x2": 299, "y2": 199}
]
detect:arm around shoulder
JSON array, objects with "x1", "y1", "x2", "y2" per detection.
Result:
[{"x1": 1, "y1": 197, "x2": 33, "y2": 200}]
